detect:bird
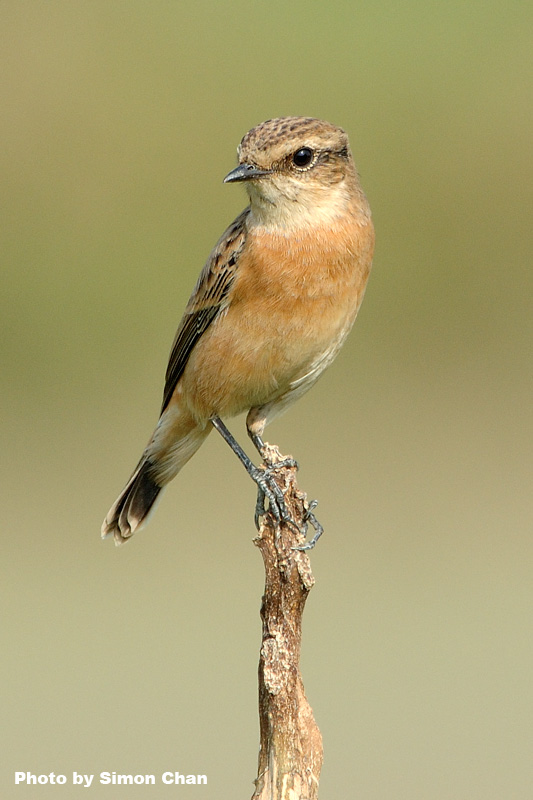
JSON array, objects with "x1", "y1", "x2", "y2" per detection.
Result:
[{"x1": 102, "y1": 116, "x2": 374, "y2": 546}]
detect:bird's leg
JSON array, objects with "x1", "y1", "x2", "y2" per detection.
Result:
[{"x1": 210, "y1": 417, "x2": 291, "y2": 528}]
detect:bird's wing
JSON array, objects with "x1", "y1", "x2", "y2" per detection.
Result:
[{"x1": 160, "y1": 208, "x2": 249, "y2": 413}]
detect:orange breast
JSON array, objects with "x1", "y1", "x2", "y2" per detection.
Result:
[{"x1": 181, "y1": 215, "x2": 374, "y2": 421}]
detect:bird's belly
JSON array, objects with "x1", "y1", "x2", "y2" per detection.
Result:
[{"x1": 180, "y1": 287, "x2": 361, "y2": 421}]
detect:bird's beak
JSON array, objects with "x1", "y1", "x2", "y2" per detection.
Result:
[{"x1": 223, "y1": 163, "x2": 272, "y2": 183}]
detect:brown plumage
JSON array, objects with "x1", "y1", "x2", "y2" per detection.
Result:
[{"x1": 102, "y1": 117, "x2": 374, "y2": 544}]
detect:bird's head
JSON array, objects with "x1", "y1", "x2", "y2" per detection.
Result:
[{"x1": 224, "y1": 117, "x2": 361, "y2": 229}]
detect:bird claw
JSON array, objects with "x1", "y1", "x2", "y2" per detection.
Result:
[
  {"x1": 263, "y1": 455, "x2": 299, "y2": 471},
  {"x1": 252, "y1": 464, "x2": 292, "y2": 529},
  {"x1": 292, "y1": 499, "x2": 324, "y2": 551},
  {"x1": 253, "y1": 450, "x2": 300, "y2": 528},
  {"x1": 252, "y1": 463, "x2": 324, "y2": 552}
]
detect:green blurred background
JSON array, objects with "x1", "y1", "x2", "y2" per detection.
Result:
[{"x1": 1, "y1": 1, "x2": 531, "y2": 797}]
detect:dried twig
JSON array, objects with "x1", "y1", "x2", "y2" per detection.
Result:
[{"x1": 251, "y1": 445, "x2": 323, "y2": 800}]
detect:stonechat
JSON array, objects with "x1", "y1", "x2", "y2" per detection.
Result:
[{"x1": 102, "y1": 116, "x2": 374, "y2": 545}]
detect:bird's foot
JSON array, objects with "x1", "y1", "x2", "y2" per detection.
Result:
[
  {"x1": 253, "y1": 462, "x2": 296, "y2": 529},
  {"x1": 257, "y1": 441, "x2": 299, "y2": 473},
  {"x1": 292, "y1": 499, "x2": 324, "y2": 551}
]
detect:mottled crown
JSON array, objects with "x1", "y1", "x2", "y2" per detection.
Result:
[{"x1": 237, "y1": 116, "x2": 351, "y2": 171}]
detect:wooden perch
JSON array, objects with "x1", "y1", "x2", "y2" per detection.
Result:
[{"x1": 251, "y1": 444, "x2": 323, "y2": 800}]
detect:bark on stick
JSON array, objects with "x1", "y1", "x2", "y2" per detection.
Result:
[{"x1": 251, "y1": 444, "x2": 323, "y2": 800}]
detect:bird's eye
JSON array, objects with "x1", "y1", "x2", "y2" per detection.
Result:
[{"x1": 292, "y1": 147, "x2": 314, "y2": 168}]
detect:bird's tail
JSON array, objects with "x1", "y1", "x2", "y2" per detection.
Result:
[
  {"x1": 101, "y1": 457, "x2": 162, "y2": 545},
  {"x1": 102, "y1": 411, "x2": 210, "y2": 545}
]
